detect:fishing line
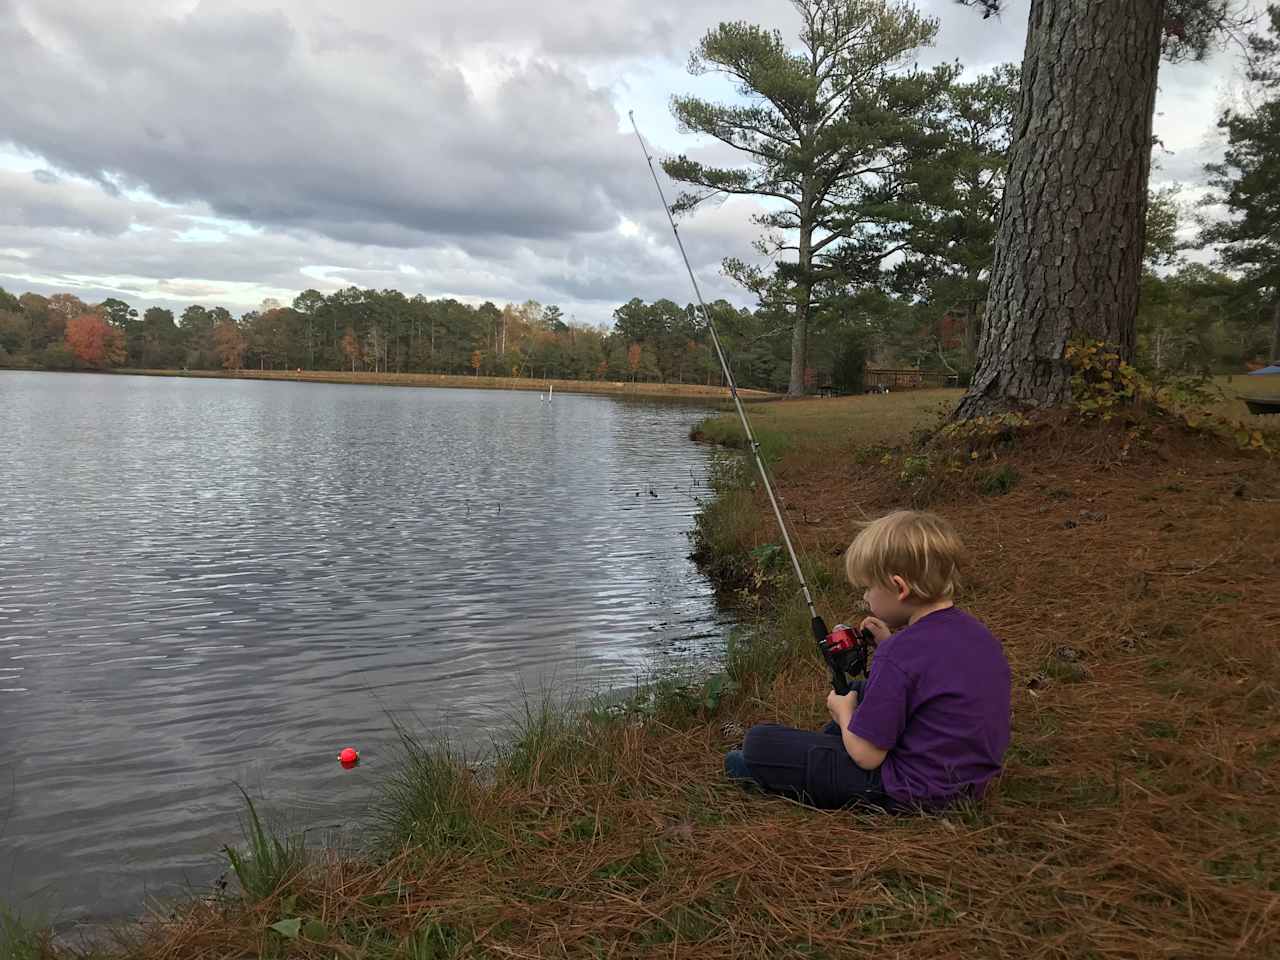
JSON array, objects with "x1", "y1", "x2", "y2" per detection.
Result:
[{"x1": 628, "y1": 112, "x2": 857, "y2": 678}]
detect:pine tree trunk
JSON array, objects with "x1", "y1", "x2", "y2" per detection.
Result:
[
  {"x1": 1271, "y1": 299, "x2": 1280, "y2": 363},
  {"x1": 788, "y1": 298, "x2": 809, "y2": 398},
  {"x1": 955, "y1": 0, "x2": 1163, "y2": 419},
  {"x1": 788, "y1": 188, "x2": 816, "y2": 398}
]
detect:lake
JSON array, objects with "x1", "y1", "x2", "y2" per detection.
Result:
[{"x1": 0, "y1": 371, "x2": 732, "y2": 922}]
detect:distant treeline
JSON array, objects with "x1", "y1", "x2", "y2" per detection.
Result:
[
  {"x1": 1, "y1": 269, "x2": 1274, "y2": 396},
  {"x1": 0, "y1": 287, "x2": 888, "y2": 393}
]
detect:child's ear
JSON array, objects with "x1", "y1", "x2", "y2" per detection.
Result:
[{"x1": 891, "y1": 575, "x2": 911, "y2": 601}]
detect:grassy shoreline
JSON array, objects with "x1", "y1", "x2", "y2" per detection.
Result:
[
  {"x1": 10, "y1": 388, "x2": 1280, "y2": 959},
  {"x1": 105, "y1": 368, "x2": 779, "y2": 403}
]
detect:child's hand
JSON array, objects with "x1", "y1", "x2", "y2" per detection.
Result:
[
  {"x1": 826, "y1": 688, "x2": 858, "y2": 725},
  {"x1": 860, "y1": 616, "x2": 891, "y2": 643}
]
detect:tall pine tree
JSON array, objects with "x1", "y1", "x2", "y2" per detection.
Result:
[
  {"x1": 888, "y1": 64, "x2": 1019, "y2": 372},
  {"x1": 664, "y1": 0, "x2": 946, "y2": 396},
  {"x1": 954, "y1": 0, "x2": 1251, "y2": 416}
]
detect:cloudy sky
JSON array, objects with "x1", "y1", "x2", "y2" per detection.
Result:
[{"x1": 0, "y1": 0, "x2": 1261, "y2": 326}]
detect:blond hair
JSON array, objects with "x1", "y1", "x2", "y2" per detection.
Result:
[{"x1": 844, "y1": 510, "x2": 963, "y2": 602}]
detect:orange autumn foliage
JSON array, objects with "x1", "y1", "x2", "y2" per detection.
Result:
[
  {"x1": 64, "y1": 313, "x2": 126, "y2": 368},
  {"x1": 212, "y1": 320, "x2": 246, "y2": 370}
]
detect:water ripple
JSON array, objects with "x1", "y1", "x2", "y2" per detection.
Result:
[{"x1": 0, "y1": 372, "x2": 733, "y2": 922}]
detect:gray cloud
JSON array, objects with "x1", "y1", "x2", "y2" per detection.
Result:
[
  {"x1": 0, "y1": 0, "x2": 1251, "y2": 325},
  {"x1": 2, "y1": 1, "x2": 653, "y2": 246},
  {"x1": 1, "y1": 0, "x2": 1028, "y2": 249},
  {"x1": 0, "y1": 178, "x2": 758, "y2": 325},
  {"x1": 0, "y1": 169, "x2": 153, "y2": 235}
]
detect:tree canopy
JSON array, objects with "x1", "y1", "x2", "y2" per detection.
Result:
[
  {"x1": 1203, "y1": 4, "x2": 1280, "y2": 359},
  {"x1": 664, "y1": 0, "x2": 947, "y2": 395}
]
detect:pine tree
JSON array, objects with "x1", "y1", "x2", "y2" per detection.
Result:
[
  {"x1": 665, "y1": 0, "x2": 946, "y2": 396},
  {"x1": 953, "y1": 0, "x2": 1251, "y2": 416},
  {"x1": 888, "y1": 64, "x2": 1019, "y2": 372}
]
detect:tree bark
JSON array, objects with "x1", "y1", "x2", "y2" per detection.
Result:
[
  {"x1": 788, "y1": 187, "x2": 816, "y2": 398},
  {"x1": 955, "y1": 0, "x2": 1163, "y2": 419},
  {"x1": 1271, "y1": 299, "x2": 1280, "y2": 363},
  {"x1": 788, "y1": 296, "x2": 810, "y2": 398}
]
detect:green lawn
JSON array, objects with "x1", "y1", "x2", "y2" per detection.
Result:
[
  {"x1": 699, "y1": 388, "x2": 962, "y2": 466},
  {"x1": 739, "y1": 388, "x2": 961, "y2": 443}
]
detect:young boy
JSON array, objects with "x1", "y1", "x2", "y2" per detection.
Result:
[{"x1": 724, "y1": 510, "x2": 1011, "y2": 811}]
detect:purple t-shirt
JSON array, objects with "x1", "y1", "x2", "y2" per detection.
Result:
[{"x1": 848, "y1": 606, "x2": 1011, "y2": 809}]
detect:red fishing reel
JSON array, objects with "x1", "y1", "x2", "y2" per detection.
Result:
[{"x1": 815, "y1": 621, "x2": 875, "y2": 694}]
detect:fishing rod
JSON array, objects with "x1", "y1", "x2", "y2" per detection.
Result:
[{"x1": 628, "y1": 112, "x2": 871, "y2": 695}]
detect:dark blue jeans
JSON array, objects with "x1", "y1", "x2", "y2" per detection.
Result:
[{"x1": 725, "y1": 682, "x2": 895, "y2": 811}]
